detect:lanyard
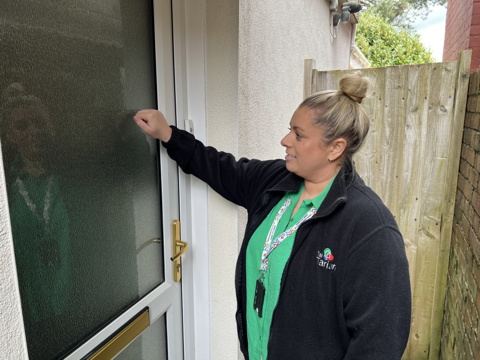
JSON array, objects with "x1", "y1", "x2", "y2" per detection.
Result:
[
  {"x1": 259, "y1": 196, "x2": 317, "y2": 275},
  {"x1": 15, "y1": 176, "x2": 53, "y2": 231}
]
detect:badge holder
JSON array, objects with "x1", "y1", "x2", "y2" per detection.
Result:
[{"x1": 253, "y1": 279, "x2": 266, "y2": 317}]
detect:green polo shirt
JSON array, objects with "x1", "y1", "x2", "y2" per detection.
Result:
[
  {"x1": 246, "y1": 180, "x2": 334, "y2": 360},
  {"x1": 9, "y1": 167, "x2": 71, "y2": 322}
]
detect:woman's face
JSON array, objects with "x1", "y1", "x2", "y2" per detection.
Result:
[
  {"x1": 280, "y1": 106, "x2": 336, "y2": 182},
  {"x1": 7, "y1": 105, "x2": 52, "y2": 160}
]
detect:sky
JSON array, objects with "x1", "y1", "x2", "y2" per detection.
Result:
[{"x1": 411, "y1": 4, "x2": 448, "y2": 61}]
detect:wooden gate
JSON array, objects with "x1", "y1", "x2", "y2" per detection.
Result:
[{"x1": 304, "y1": 51, "x2": 471, "y2": 359}]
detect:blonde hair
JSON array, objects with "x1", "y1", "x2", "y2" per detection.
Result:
[{"x1": 300, "y1": 71, "x2": 371, "y2": 161}]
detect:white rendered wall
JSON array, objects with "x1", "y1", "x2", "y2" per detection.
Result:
[
  {"x1": 205, "y1": 0, "x2": 241, "y2": 359},
  {"x1": 0, "y1": 146, "x2": 29, "y2": 360},
  {"x1": 238, "y1": 0, "x2": 352, "y2": 160}
]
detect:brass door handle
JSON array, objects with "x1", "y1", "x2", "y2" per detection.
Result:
[
  {"x1": 170, "y1": 240, "x2": 188, "y2": 261},
  {"x1": 171, "y1": 220, "x2": 188, "y2": 281}
]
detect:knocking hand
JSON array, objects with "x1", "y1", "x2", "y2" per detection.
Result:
[{"x1": 133, "y1": 109, "x2": 173, "y2": 143}]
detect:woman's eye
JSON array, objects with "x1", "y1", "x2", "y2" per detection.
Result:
[{"x1": 288, "y1": 127, "x2": 301, "y2": 140}]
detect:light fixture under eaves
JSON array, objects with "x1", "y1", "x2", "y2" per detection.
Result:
[{"x1": 333, "y1": 1, "x2": 362, "y2": 26}]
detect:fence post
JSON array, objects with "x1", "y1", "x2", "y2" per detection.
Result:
[
  {"x1": 428, "y1": 49, "x2": 471, "y2": 360},
  {"x1": 304, "y1": 59, "x2": 316, "y2": 99}
]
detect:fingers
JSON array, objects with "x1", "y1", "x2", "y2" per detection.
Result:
[
  {"x1": 132, "y1": 114, "x2": 152, "y2": 133},
  {"x1": 133, "y1": 109, "x2": 158, "y2": 127},
  {"x1": 133, "y1": 109, "x2": 172, "y2": 142}
]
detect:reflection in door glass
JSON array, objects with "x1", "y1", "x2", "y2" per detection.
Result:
[{"x1": 0, "y1": 0, "x2": 165, "y2": 359}]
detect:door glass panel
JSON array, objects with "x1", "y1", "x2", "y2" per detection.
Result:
[
  {"x1": 115, "y1": 315, "x2": 167, "y2": 360},
  {"x1": 0, "y1": 1, "x2": 166, "y2": 359}
]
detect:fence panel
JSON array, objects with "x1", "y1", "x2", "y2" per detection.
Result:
[{"x1": 305, "y1": 51, "x2": 471, "y2": 359}]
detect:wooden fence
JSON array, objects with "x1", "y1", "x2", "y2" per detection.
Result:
[{"x1": 304, "y1": 51, "x2": 471, "y2": 359}]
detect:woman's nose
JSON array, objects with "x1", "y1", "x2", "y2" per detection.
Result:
[{"x1": 280, "y1": 132, "x2": 291, "y2": 147}]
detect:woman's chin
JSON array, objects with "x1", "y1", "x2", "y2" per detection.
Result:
[{"x1": 284, "y1": 161, "x2": 297, "y2": 174}]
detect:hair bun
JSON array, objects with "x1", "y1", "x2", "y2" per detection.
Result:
[{"x1": 339, "y1": 71, "x2": 370, "y2": 104}]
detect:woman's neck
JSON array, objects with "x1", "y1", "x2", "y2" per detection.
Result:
[
  {"x1": 303, "y1": 169, "x2": 339, "y2": 199},
  {"x1": 303, "y1": 179, "x2": 330, "y2": 199},
  {"x1": 22, "y1": 158, "x2": 45, "y2": 178},
  {"x1": 291, "y1": 175, "x2": 336, "y2": 216}
]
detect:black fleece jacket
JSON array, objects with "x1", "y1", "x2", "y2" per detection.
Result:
[{"x1": 163, "y1": 126, "x2": 411, "y2": 360}]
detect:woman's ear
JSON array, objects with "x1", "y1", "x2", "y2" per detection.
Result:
[{"x1": 330, "y1": 138, "x2": 347, "y2": 161}]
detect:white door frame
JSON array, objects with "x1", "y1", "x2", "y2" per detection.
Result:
[{"x1": 171, "y1": 0, "x2": 211, "y2": 359}]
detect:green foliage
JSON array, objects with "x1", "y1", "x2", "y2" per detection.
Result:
[
  {"x1": 360, "y1": 0, "x2": 446, "y2": 26},
  {"x1": 356, "y1": 11, "x2": 435, "y2": 67}
]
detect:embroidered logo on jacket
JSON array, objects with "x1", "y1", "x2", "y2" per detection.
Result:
[{"x1": 317, "y1": 248, "x2": 336, "y2": 271}]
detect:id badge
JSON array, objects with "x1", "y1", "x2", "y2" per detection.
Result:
[{"x1": 253, "y1": 279, "x2": 266, "y2": 317}]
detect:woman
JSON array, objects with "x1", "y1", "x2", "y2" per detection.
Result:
[
  {"x1": 133, "y1": 71, "x2": 411, "y2": 359},
  {"x1": 1, "y1": 84, "x2": 71, "y2": 359}
]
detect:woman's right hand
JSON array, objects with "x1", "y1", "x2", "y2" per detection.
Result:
[{"x1": 133, "y1": 109, "x2": 173, "y2": 143}]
